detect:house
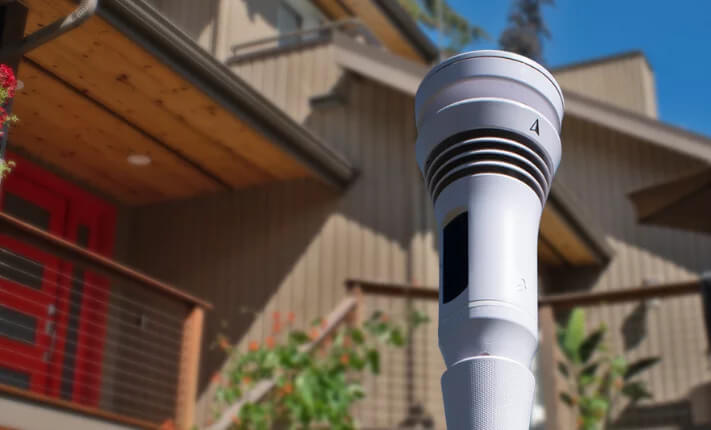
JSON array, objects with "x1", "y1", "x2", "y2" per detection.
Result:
[{"x1": 0, "y1": 0, "x2": 710, "y2": 429}]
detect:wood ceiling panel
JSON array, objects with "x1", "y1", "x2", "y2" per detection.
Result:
[
  {"x1": 22, "y1": 0, "x2": 310, "y2": 187},
  {"x1": 540, "y1": 205, "x2": 599, "y2": 266},
  {"x1": 10, "y1": 60, "x2": 219, "y2": 204},
  {"x1": 311, "y1": 0, "x2": 351, "y2": 20},
  {"x1": 538, "y1": 238, "x2": 565, "y2": 266}
]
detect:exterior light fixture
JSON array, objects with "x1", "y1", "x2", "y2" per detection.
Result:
[{"x1": 126, "y1": 153, "x2": 152, "y2": 166}]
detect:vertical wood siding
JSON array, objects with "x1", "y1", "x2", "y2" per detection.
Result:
[
  {"x1": 146, "y1": 0, "x2": 287, "y2": 60},
  {"x1": 145, "y1": 0, "x2": 220, "y2": 54}
]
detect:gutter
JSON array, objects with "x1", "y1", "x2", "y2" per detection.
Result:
[{"x1": 97, "y1": 0, "x2": 355, "y2": 188}]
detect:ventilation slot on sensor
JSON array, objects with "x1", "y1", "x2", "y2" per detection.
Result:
[
  {"x1": 442, "y1": 211, "x2": 468, "y2": 304},
  {"x1": 424, "y1": 129, "x2": 552, "y2": 203}
]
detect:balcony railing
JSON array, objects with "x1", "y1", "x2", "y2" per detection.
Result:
[
  {"x1": 227, "y1": 18, "x2": 380, "y2": 64},
  {"x1": 345, "y1": 278, "x2": 711, "y2": 429},
  {"x1": 0, "y1": 212, "x2": 210, "y2": 429}
]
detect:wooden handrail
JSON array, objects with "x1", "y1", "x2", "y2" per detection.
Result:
[
  {"x1": 0, "y1": 211, "x2": 212, "y2": 309},
  {"x1": 346, "y1": 278, "x2": 703, "y2": 308},
  {"x1": 538, "y1": 279, "x2": 701, "y2": 308},
  {"x1": 207, "y1": 296, "x2": 358, "y2": 430},
  {"x1": 0, "y1": 382, "x2": 160, "y2": 429}
]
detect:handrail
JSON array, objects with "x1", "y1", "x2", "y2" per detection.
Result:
[
  {"x1": 207, "y1": 296, "x2": 358, "y2": 430},
  {"x1": 229, "y1": 18, "x2": 379, "y2": 57},
  {"x1": 0, "y1": 211, "x2": 212, "y2": 309},
  {"x1": 346, "y1": 278, "x2": 703, "y2": 308}
]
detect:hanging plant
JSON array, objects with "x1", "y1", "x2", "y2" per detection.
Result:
[{"x1": 0, "y1": 64, "x2": 18, "y2": 178}]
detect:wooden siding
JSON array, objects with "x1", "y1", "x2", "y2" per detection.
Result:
[
  {"x1": 554, "y1": 54, "x2": 659, "y2": 119},
  {"x1": 145, "y1": 0, "x2": 220, "y2": 54},
  {"x1": 123, "y1": 40, "x2": 711, "y2": 430}
]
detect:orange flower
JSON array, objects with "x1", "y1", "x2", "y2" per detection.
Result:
[
  {"x1": 282, "y1": 382, "x2": 293, "y2": 394},
  {"x1": 159, "y1": 419, "x2": 175, "y2": 430},
  {"x1": 272, "y1": 312, "x2": 282, "y2": 334},
  {"x1": 266, "y1": 336, "x2": 275, "y2": 349},
  {"x1": 340, "y1": 353, "x2": 350, "y2": 365},
  {"x1": 309, "y1": 327, "x2": 320, "y2": 341},
  {"x1": 381, "y1": 314, "x2": 389, "y2": 322},
  {"x1": 218, "y1": 336, "x2": 231, "y2": 351},
  {"x1": 211, "y1": 372, "x2": 221, "y2": 384},
  {"x1": 248, "y1": 340, "x2": 259, "y2": 351},
  {"x1": 231, "y1": 416, "x2": 241, "y2": 426},
  {"x1": 242, "y1": 376, "x2": 252, "y2": 385},
  {"x1": 287, "y1": 311, "x2": 295, "y2": 324}
]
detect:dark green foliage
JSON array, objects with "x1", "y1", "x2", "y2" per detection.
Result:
[
  {"x1": 557, "y1": 307, "x2": 660, "y2": 429},
  {"x1": 498, "y1": 0, "x2": 554, "y2": 63}
]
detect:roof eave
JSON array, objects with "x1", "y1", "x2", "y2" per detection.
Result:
[{"x1": 99, "y1": 0, "x2": 355, "y2": 188}]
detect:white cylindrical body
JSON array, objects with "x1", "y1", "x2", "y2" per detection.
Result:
[{"x1": 415, "y1": 50, "x2": 564, "y2": 430}]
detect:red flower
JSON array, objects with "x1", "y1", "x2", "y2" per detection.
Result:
[
  {"x1": 248, "y1": 340, "x2": 259, "y2": 351},
  {"x1": 0, "y1": 65, "x2": 17, "y2": 98},
  {"x1": 265, "y1": 336, "x2": 275, "y2": 349}
]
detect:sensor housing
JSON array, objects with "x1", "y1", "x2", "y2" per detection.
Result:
[{"x1": 415, "y1": 50, "x2": 564, "y2": 430}]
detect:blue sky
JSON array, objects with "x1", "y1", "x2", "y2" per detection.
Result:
[{"x1": 427, "y1": 1, "x2": 711, "y2": 137}]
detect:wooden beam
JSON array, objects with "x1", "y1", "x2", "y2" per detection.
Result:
[
  {"x1": 0, "y1": 211, "x2": 213, "y2": 309},
  {"x1": 346, "y1": 278, "x2": 703, "y2": 308},
  {"x1": 0, "y1": 382, "x2": 160, "y2": 429},
  {"x1": 538, "y1": 305, "x2": 566, "y2": 430},
  {"x1": 175, "y1": 306, "x2": 204, "y2": 430}
]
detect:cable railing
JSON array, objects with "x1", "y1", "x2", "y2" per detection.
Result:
[
  {"x1": 0, "y1": 212, "x2": 209, "y2": 430},
  {"x1": 346, "y1": 278, "x2": 711, "y2": 430}
]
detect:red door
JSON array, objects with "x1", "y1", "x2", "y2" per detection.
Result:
[
  {"x1": 0, "y1": 177, "x2": 67, "y2": 392},
  {"x1": 0, "y1": 152, "x2": 116, "y2": 406}
]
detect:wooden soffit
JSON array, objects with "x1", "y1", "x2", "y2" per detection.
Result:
[
  {"x1": 10, "y1": 0, "x2": 319, "y2": 204},
  {"x1": 539, "y1": 185, "x2": 612, "y2": 266}
]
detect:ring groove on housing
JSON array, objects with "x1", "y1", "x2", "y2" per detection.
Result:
[
  {"x1": 425, "y1": 131, "x2": 552, "y2": 204},
  {"x1": 424, "y1": 128, "x2": 554, "y2": 179}
]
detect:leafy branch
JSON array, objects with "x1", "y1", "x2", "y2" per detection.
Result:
[
  {"x1": 557, "y1": 308, "x2": 660, "y2": 430},
  {"x1": 212, "y1": 309, "x2": 429, "y2": 429}
]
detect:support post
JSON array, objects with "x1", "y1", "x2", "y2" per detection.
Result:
[
  {"x1": 175, "y1": 306, "x2": 205, "y2": 430},
  {"x1": 539, "y1": 304, "x2": 566, "y2": 430},
  {"x1": 347, "y1": 283, "x2": 363, "y2": 327}
]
